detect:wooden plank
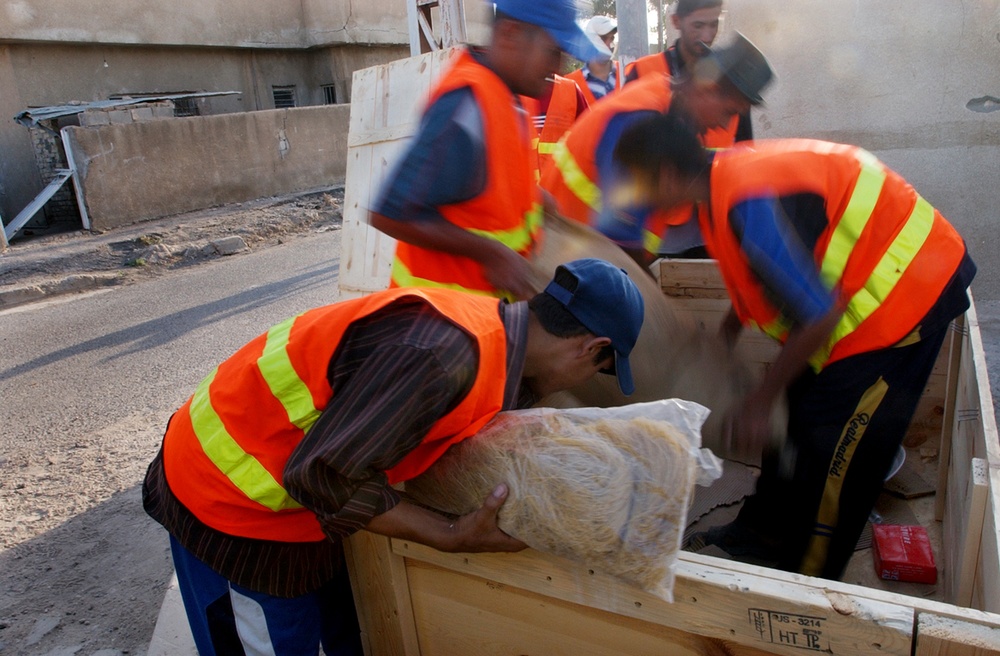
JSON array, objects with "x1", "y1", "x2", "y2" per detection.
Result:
[
  {"x1": 978, "y1": 465, "x2": 1000, "y2": 613},
  {"x1": 405, "y1": 559, "x2": 780, "y2": 656},
  {"x1": 966, "y1": 297, "x2": 1000, "y2": 464},
  {"x1": 943, "y1": 298, "x2": 1000, "y2": 610},
  {"x1": 914, "y1": 612, "x2": 1000, "y2": 656},
  {"x1": 343, "y1": 531, "x2": 421, "y2": 656},
  {"x1": 338, "y1": 49, "x2": 456, "y2": 299},
  {"x1": 391, "y1": 541, "x2": 915, "y2": 655},
  {"x1": 658, "y1": 258, "x2": 729, "y2": 299},
  {"x1": 945, "y1": 458, "x2": 989, "y2": 606}
]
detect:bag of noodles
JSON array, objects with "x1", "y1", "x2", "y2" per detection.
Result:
[{"x1": 404, "y1": 398, "x2": 722, "y2": 602}]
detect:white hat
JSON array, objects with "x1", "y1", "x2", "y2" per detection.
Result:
[{"x1": 586, "y1": 15, "x2": 618, "y2": 37}]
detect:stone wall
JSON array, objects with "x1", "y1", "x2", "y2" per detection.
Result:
[{"x1": 64, "y1": 104, "x2": 350, "y2": 230}]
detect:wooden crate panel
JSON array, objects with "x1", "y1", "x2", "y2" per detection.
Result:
[
  {"x1": 393, "y1": 541, "x2": 915, "y2": 656},
  {"x1": 405, "y1": 558, "x2": 779, "y2": 656},
  {"x1": 914, "y1": 611, "x2": 1000, "y2": 655},
  {"x1": 339, "y1": 49, "x2": 457, "y2": 298},
  {"x1": 344, "y1": 531, "x2": 420, "y2": 656}
]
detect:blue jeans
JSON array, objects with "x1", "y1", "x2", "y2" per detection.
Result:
[{"x1": 170, "y1": 536, "x2": 363, "y2": 656}]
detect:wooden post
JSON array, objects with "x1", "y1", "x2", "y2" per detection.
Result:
[{"x1": 407, "y1": 0, "x2": 467, "y2": 56}]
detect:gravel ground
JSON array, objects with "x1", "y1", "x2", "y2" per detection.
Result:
[
  {"x1": 1, "y1": 188, "x2": 344, "y2": 309},
  {"x1": 0, "y1": 187, "x2": 343, "y2": 655}
]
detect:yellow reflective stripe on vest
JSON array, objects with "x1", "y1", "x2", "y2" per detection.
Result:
[
  {"x1": 390, "y1": 257, "x2": 517, "y2": 302},
  {"x1": 551, "y1": 139, "x2": 602, "y2": 211},
  {"x1": 391, "y1": 257, "x2": 483, "y2": 293},
  {"x1": 537, "y1": 141, "x2": 558, "y2": 155},
  {"x1": 643, "y1": 228, "x2": 661, "y2": 254},
  {"x1": 749, "y1": 315, "x2": 791, "y2": 342},
  {"x1": 257, "y1": 315, "x2": 322, "y2": 430},
  {"x1": 466, "y1": 202, "x2": 543, "y2": 253},
  {"x1": 189, "y1": 368, "x2": 303, "y2": 512},
  {"x1": 819, "y1": 149, "x2": 886, "y2": 288},
  {"x1": 809, "y1": 195, "x2": 936, "y2": 369}
]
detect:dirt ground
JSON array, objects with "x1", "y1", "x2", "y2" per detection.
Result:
[
  {"x1": 1, "y1": 188, "x2": 344, "y2": 300},
  {"x1": 0, "y1": 188, "x2": 344, "y2": 655}
]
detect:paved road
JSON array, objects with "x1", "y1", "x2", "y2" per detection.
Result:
[{"x1": 0, "y1": 229, "x2": 342, "y2": 655}]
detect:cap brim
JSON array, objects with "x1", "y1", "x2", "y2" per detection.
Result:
[
  {"x1": 545, "y1": 23, "x2": 611, "y2": 63},
  {"x1": 614, "y1": 350, "x2": 635, "y2": 396}
]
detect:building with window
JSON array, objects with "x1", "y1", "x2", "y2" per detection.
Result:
[{"x1": 0, "y1": 0, "x2": 413, "y2": 232}]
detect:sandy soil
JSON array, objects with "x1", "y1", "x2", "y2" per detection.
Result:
[{"x1": 0, "y1": 188, "x2": 344, "y2": 655}]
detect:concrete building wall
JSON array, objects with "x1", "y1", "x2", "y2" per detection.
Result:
[
  {"x1": 64, "y1": 104, "x2": 350, "y2": 230},
  {"x1": 1, "y1": 0, "x2": 408, "y2": 48},
  {"x1": 0, "y1": 0, "x2": 409, "y2": 228},
  {"x1": 0, "y1": 45, "x2": 40, "y2": 223},
  {"x1": 0, "y1": 41, "x2": 406, "y2": 225},
  {"x1": 722, "y1": 0, "x2": 1000, "y2": 301}
]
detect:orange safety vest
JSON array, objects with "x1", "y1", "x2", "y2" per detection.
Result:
[
  {"x1": 390, "y1": 49, "x2": 543, "y2": 299},
  {"x1": 565, "y1": 62, "x2": 622, "y2": 106},
  {"x1": 539, "y1": 73, "x2": 691, "y2": 252},
  {"x1": 162, "y1": 288, "x2": 508, "y2": 542},
  {"x1": 701, "y1": 140, "x2": 967, "y2": 370},
  {"x1": 523, "y1": 75, "x2": 587, "y2": 176},
  {"x1": 625, "y1": 52, "x2": 669, "y2": 80},
  {"x1": 624, "y1": 51, "x2": 739, "y2": 150},
  {"x1": 541, "y1": 74, "x2": 674, "y2": 225}
]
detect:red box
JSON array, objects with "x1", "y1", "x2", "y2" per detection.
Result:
[{"x1": 872, "y1": 524, "x2": 937, "y2": 584}]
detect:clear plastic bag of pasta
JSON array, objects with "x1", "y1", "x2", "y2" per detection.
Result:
[{"x1": 404, "y1": 398, "x2": 722, "y2": 602}]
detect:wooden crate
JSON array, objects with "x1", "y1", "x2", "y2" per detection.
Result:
[
  {"x1": 339, "y1": 53, "x2": 1000, "y2": 655},
  {"x1": 343, "y1": 259, "x2": 1000, "y2": 656}
]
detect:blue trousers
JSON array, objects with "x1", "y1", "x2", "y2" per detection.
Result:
[{"x1": 170, "y1": 536, "x2": 363, "y2": 656}]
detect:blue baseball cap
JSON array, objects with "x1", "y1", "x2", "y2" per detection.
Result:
[
  {"x1": 543, "y1": 258, "x2": 645, "y2": 395},
  {"x1": 493, "y1": 0, "x2": 612, "y2": 64}
]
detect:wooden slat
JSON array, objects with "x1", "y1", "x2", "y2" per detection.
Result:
[
  {"x1": 392, "y1": 541, "x2": 915, "y2": 655},
  {"x1": 945, "y1": 457, "x2": 989, "y2": 606},
  {"x1": 405, "y1": 559, "x2": 779, "y2": 656},
  {"x1": 914, "y1": 612, "x2": 1000, "y2": 655},
  {"x1": 658, "y1": 258, "x2": 729, "y2": 299},
  {"x1": 979, "y1": 465, "x2": 1000, "y2": 614},
  {"x1": 343, "y1": 531, "x2": 421, "y2": 656},
  {"x1": 338, "y1": 49, "x2": 456, "y2": 299}
]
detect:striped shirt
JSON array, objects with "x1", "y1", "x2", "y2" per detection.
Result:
[{"x1": 143, "y1": 297, "x2": 531, "y2": 597}]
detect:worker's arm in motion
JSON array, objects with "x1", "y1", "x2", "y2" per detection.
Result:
[
  {"x1": 370, "y1": 210, "x2": 537, "y2": 300},
  {"x1": 283, "y1": 303, "x2": 525, "y2": 553},
  {"x1": 367, "y1": 87, "x2": 536, "y2": 300},
  {"x1": 722, "y1": 196, "x2": 841, "y2": 458},
  {"x1": 724, "y1": 308, "x2": 841, "y2": 458}
]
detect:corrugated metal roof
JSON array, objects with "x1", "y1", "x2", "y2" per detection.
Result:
[{"x1": 13, "y1": 91, "x2": 241, "y2": 128}]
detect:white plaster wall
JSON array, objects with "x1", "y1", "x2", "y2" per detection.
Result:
[{"x1": 716, "y1": 0, "x2": 1000, "y2": 302}]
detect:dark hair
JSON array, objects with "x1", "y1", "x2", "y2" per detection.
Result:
[
  {"x1": 675, "y1": 0, "x2": 723, "y2": 18},
  {"x1": 612, "y1": 112, "x2": 709, "y2": 183},
  {"x1": 529, "y1": 268, "x2": 616, "y2": 366}
]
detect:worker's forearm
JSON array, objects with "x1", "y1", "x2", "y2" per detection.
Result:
[
  {"x1": 719, "y1": 305, "x2": 743, "y2": 349},
  {"x1": 755, "y1": 308, "x2": 842, "y2": 403},
  {"x1": 369, "y1": 211, "x2": 507, "y2": 266},
  {"x1": 365, "y1": 499, "x2": 459, "y2": 551},
  {"x1": 365, "y1": 485, "x2": 526, "y2": 554}
]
